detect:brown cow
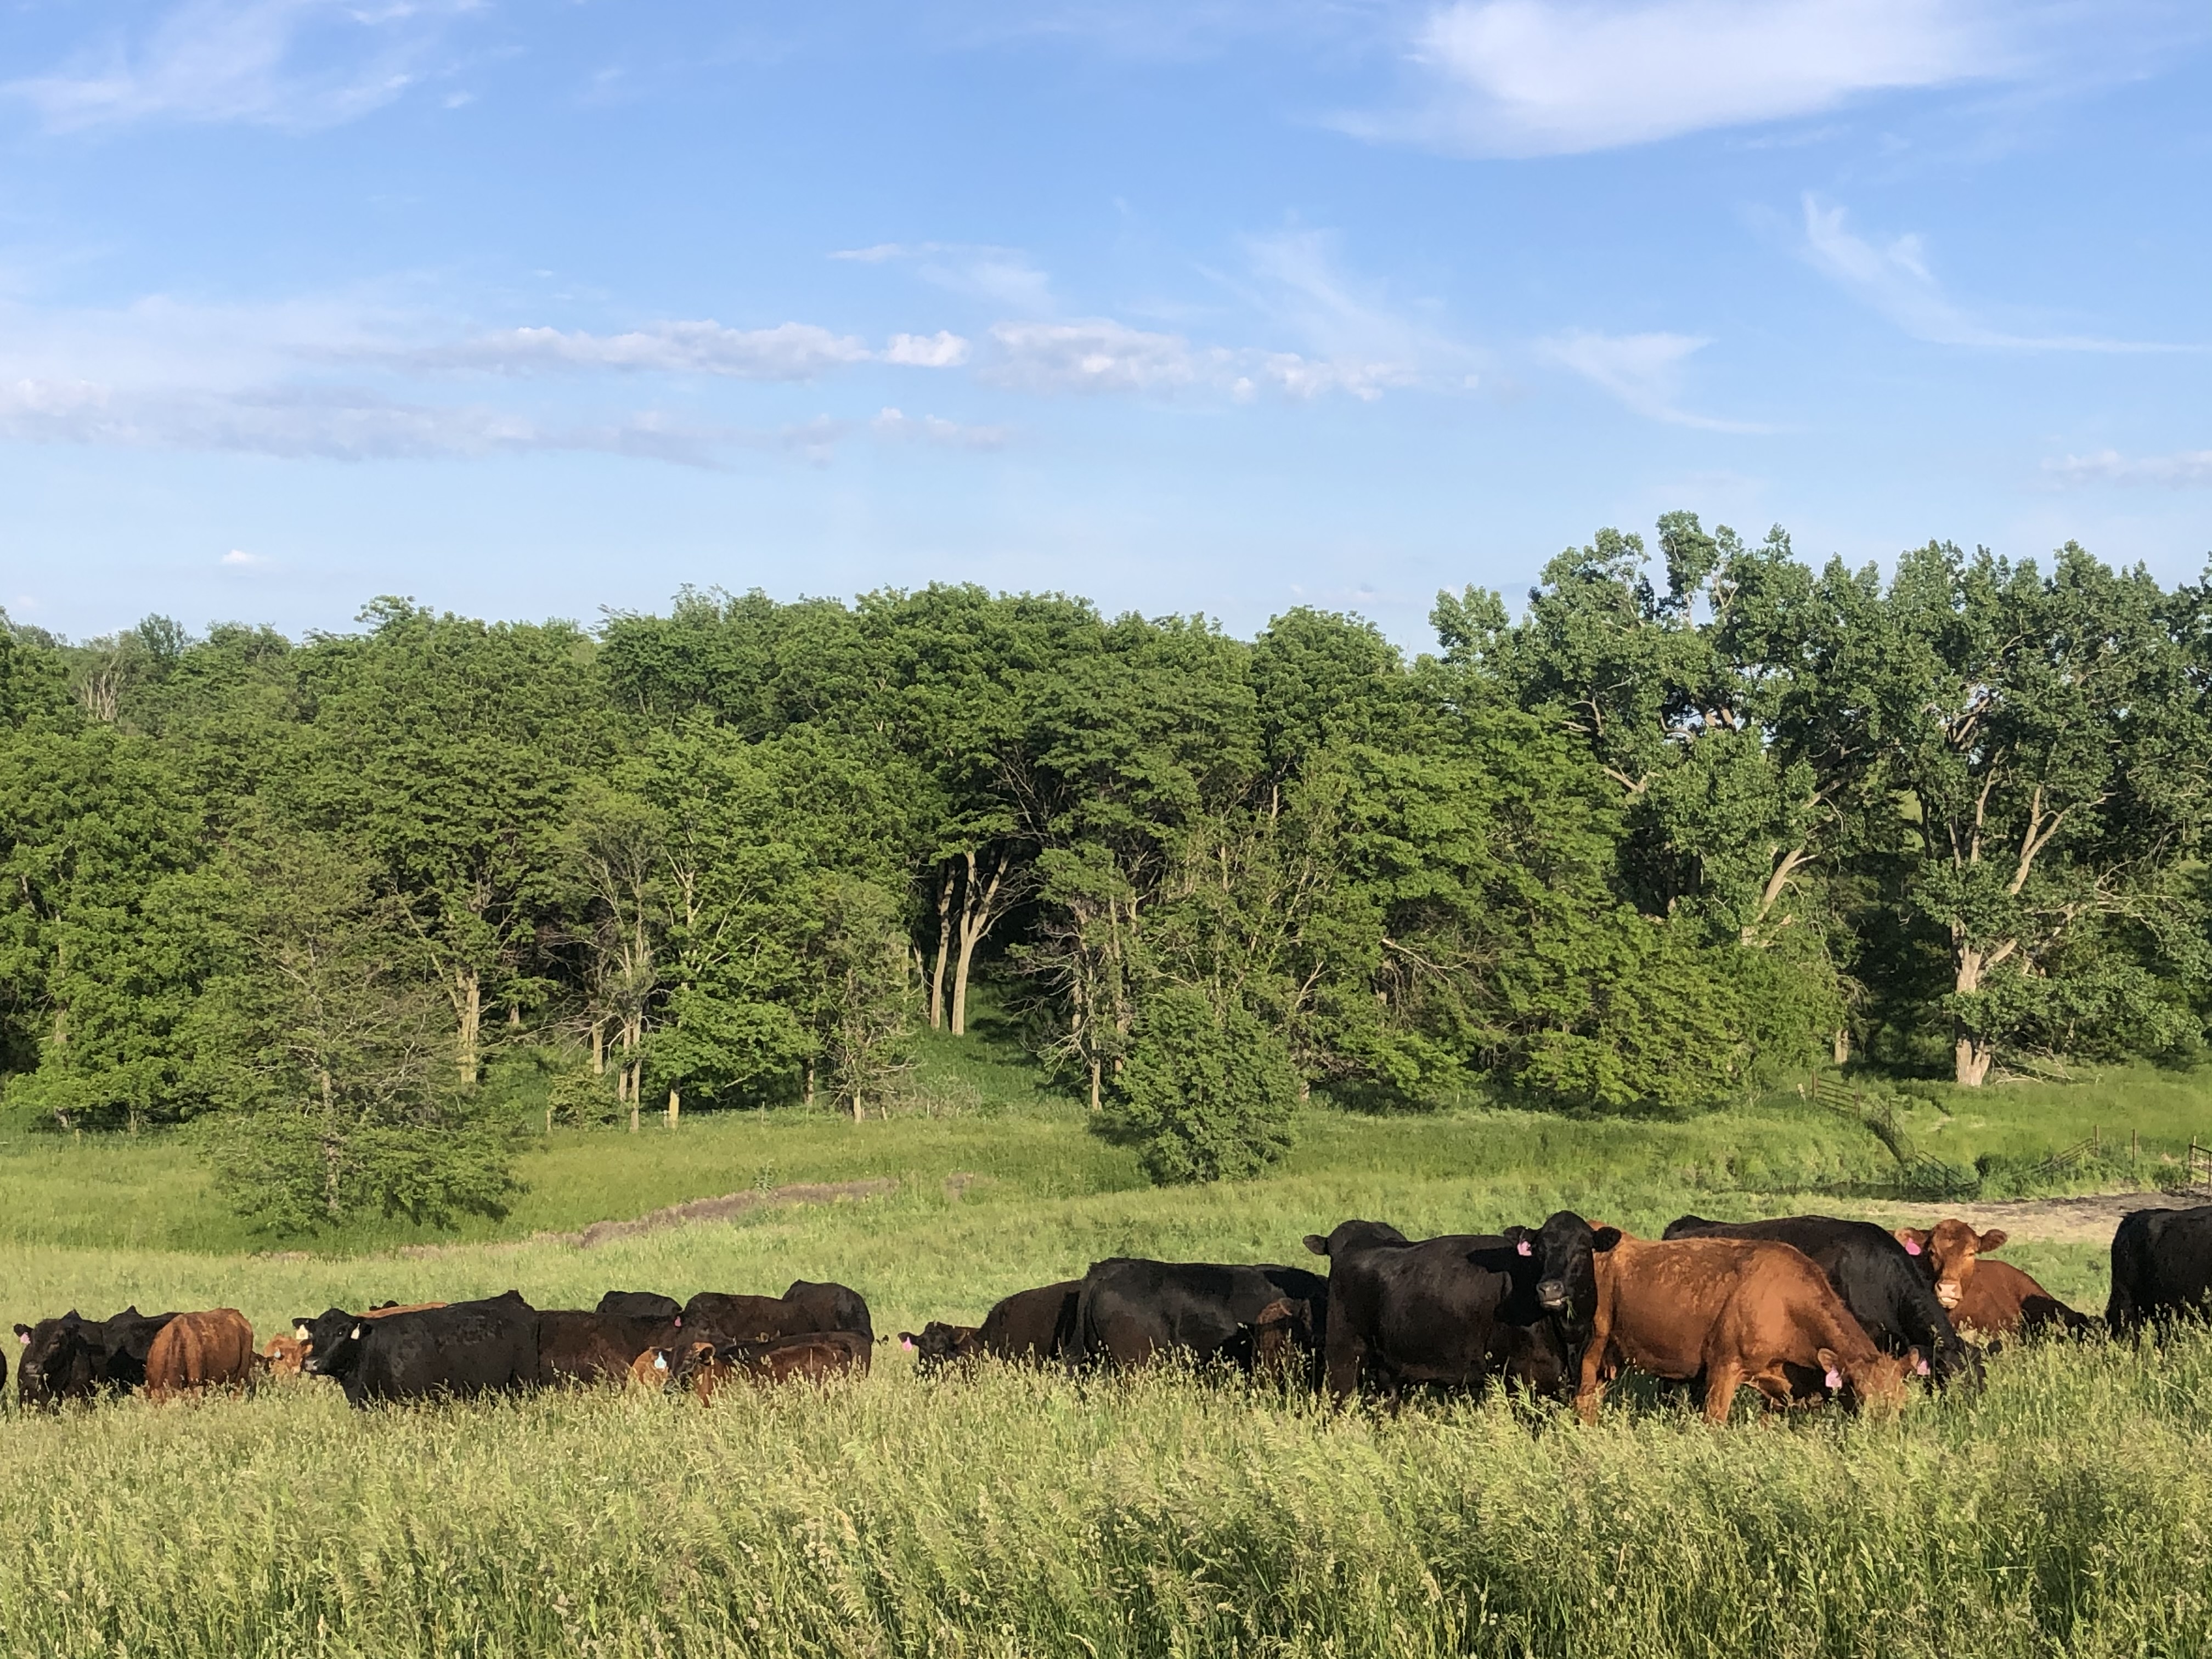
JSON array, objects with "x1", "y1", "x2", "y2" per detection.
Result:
[
  {"x1": 678, "y1": 1331, "x2": 870, "y2": 1400},
  {"x1": 144, "y1": 1310, "x2": 257, "y2": 1402},
  {"x1": 629, "y1": 1346, "x2": 677, "y2": 1392},
  {"x1": 1579, "y1": 1231, "x2": 1912, "y2": 1424},
  {"x1": 1894, "y1": 1221, "x2": 2094, "y2": 1338},
  {"x1": 258, "y1": 1334, "x2": 309, "y2": 1377}
]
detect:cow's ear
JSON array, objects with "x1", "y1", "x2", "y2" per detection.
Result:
[
  {"x1": 13, "y1": 1324, "x2": 27, "y2": 1341},
  {"x1": 1303, "y1": 1234, "x2": 1328, "y2": 1256},
  {"x1": 1503, "y1": 1226, "x2": 1533, "y2": 1257},
  {"x1": 1894, "y1": 1227, "x2": 1928, "y2": 1256},
  {"x1": 1978, "y1": 1228, "x2": 2008, "y2": 1253},
  {"x1": 1590, "y1": 1227, "x2": 1623, "y2": 1253},
  {"x1": 350, "y1": 1324, "x2": 364, "y2": 1341}
]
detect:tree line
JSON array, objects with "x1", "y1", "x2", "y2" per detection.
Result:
[{"x1": 4, "y1": 516, "x2": 2208, "y2": 1223}]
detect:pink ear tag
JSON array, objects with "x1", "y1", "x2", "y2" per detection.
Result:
[
  {"x1": 1824, "y1": 1367, "x2": 1843, "y2": 1391},
  {"x1": 1915, "y1": 1357, "x2": 1931, "y2": 1376},
  {"x1": 1516, "y1": 1240, "x2": 1532, "y2": 1256},
  {"x1": 900, "y1": 1337, "x2": 915, "y2": 1351},
  {"x1": 1902, "y1": 1240, "x2": 1921, "y2": 1255}
]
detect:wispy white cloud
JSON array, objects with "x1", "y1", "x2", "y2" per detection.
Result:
[
  {"x1": 833, "y1": 242, "x2": 1057, "y2": 314},
  {"x1": 1540, "y1": 329, "x2": 1764, "y2": 430},
  {"x1": 1233, "y1": 227, "x2": 1470, "y2": 391},
  {"x1": 984, "y1": 318, "x2": 1402, "y2": 400},
  {"x1": 2045, "y1": 448, "x2": 2212, "y2": 487},
  {"x1": 5, "y1": 0, "x2": 477, "y2": 132},
  {"x1": 882, "y1": 330, "x2": 972, "y2": 368},
  {"x1": 870, "y1": 406, "x2": 1008, "y2": 448},
  {"x1": 1359, "y1": 0, "x2": 2006, "y2": 155},
  {"x1": 221, "y1": 548, "x2": 261, "y2": 566},
  {"x1": 411, "y1": 321, "x2": 875, "y2": 379},
  {"x1": 1801, "y1": 195, "x2": 2196, "y2": 351}
]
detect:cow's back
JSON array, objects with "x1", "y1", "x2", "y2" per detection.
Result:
[
  {"x1": 346, "y1": 1291, "x2": 539, "y2": 1406},
  {"x1": 2109, "y1": 1205, "x2": 2212, "y2": 1331},
  {"x1": 783, "y1": 1280, "x2": 874, "y2": 1341},
  {"x1": 1076, "y1": 1259, "x2": 1322, "y2": 1368},
  {"x1": 145, "y1": 1310, "x2": 255, "y2": 1400},
  {"x1": 537, "y1": 1311, "x2": 679, "y2": 1386},
  {"x1": 980, "y1": 1282, "x2": 1080, "y2": 1363},
  {"x1": 683, "y1": 1292, "x2": 809, "y2": 1344}
]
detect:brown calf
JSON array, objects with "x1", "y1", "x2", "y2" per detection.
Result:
[
  {"x1": 629, "y1": 1346, "x2": 677, "y2": 1392},
  {"x1": 1579, "y1": 1232, "x2": 1911, "y2": 1424},
  {"x1": 258, "y1": 1334, "x2": 309, "y2": 1377},
  {"x1": 679, "y1": 1330, "x2": 871, "y2": 1400},
  {"x1": 1894, "y1": 1221, "x2": 2092, "y2": 1338},
  {"x1": 144, "y1": 1310, "x2": 257, "y2": 1402}
]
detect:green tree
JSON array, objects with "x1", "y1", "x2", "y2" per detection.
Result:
[
  {"x1": 1105, "y1": 985, "x2": 1296, "y2": 1183},
  {"x1": 189, "y1": 836, "x2": 515, "y2": 1232}
]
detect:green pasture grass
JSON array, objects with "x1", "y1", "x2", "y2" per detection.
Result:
[
  {"x1": 1891, "y1": 1063, "x2": 2212, "y2": 1189},
  {"x1": 3, "y1": 1329, "x2": 2209, "y2": 1658}
]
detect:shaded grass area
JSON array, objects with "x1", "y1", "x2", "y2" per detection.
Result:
[{"x1": 3, "y1": 1330, "x2": 2209, "y2": 1658}]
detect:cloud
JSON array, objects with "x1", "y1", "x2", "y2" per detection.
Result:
[
  {"x1": 882, "y1": 330, "x2": 972, "y2": 368},
  {"x1": 1540, "y1": 329, "x2": 1764, "y2": 430},
  {"x1": 1232, "y1": 228, "x2": 1464, "y2": 391},
  {"x1": 413, "y1": 321, "x2": 876, "y2": 380},
  {"x1": 1365, "y1": 0, "x2": 2006, "y2": 155},
  {"x1": 5, "y1": 0, "x2": 475, "y2": 132},
  {"x1": 834, "y1": 242, "x2": 1056, "y2": 314},
  {"x1": 2044, "y1": 448, "x2": 2212, "y2": 488},
  {"x1": 981, "y1": 318, "x2": 1397, "y2": 401},
  {"x1": 1799, "y1": 196, "x2": 2194, "y2": 352},
  {"x1": 870, "y1": 407, "x2": 1009, "y2": 448},
  {"x1": 220, "y1": 549, "x2": 259, "y2": 565}
]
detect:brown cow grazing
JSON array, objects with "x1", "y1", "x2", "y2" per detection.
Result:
[
  {"x1": 1578, "y1": 1231, "x2": 1912, "y2": 1424},
  {"x1": 144, "y1": 1310, "x2": 257, "y2": 1402},
  {"x1": 1894, "y1": 1222, "x2": 2095, "y2": 1338}
]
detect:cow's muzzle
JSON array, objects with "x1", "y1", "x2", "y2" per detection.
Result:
[
  {"x1": 1536, "y1": 1279, "x2": 1571, "y2": 1311},
  {"x1": 1934, "y1": 1282, "x2": 1962, "y2": 1309}
]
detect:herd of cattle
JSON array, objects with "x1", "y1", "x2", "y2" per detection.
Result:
[{"x1": 10, "y1": 1202, "x2": 2212, "y2": 1422}]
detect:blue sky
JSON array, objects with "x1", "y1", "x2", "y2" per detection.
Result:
[{"x1": 2, "y1": 1, "x2": 2208, "y2": 648}]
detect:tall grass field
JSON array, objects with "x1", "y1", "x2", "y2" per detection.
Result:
[{"x1": 5, "y1": 1049, "x2": 2209, "y2": 1657}]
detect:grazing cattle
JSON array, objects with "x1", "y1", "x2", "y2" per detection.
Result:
[
  {"x1": 14, "y1": 1307, "x2": 179, "y2": 1408},
  {"x1": 680, "y1": 1330, "x2": 871, "y2": 1398},
  {"x1": 2107, "y1": 1204, "x2": 2212, "y2": 1334},
  {"x1": 979, "y1": 1281, "x2": 1081, "y2": 1364},
  {"x1": 899, "y1": 1322, "x2": 983, "y2": 1373},
  {"x1": 1303, "y1": 1212, "x2": 1600, "y2": 1402},
  {"x1": 1578, "y1": 1231, "x2": 1912, "y2": 1424},
  {"x1": 536, "y1": 1311, "x2": 683, "y2": 1387},
  {"x1": 1662, "y1": 1215, "x2": 1975, "y2": 1387},
  {"x1": 1893, "y1": 1221, "x2": 2094, "y2": 1338},
  {"x1": 783, "y1": 1280, "x2": 874, "y2": 1342},
  {"x1": 1071, "y1": 1259, "x2": 1329, "y2": 1373},
  {"x1": 1234, "y1": 1297, "x2": 1314, "y2": 1381},
  {"x1": 300, "y1": 1291, "x2": 539, "y2": 1407},
  {"x1": 144, "y1": 1309, "x2": 256, "y2": 1402},
  {"x1": 596, "y1": 1291, "x2": 682, "y2": 1322}
]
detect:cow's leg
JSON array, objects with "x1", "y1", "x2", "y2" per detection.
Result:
[
  {"x1": 1700, "y1": 1361, "x2": 1745, "y2": 1425},
  {"x1": 1747, "y1": 1367, "x2": 1797, "y2": 1413}
]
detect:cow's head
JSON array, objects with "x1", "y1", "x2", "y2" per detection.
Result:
[
  {"x1": 297, "y1": 1308, "x2": 369, "y2": 1379},
  {"x1": 899, "y1": 1322, "x2": 982, "y2": 1374},
  {"x1": 259, "y1": 1335, "x2": 309, "y2": 1378},
  {"x1": 15, "y1": 1313, "x2": 104, "y2": 1409},
  {"x1": 1895, "y1": 1220, "x2": 2006, "y2": 1311},
  {"x1": 1303, "y1": 1220, "x2": 1409, "y2": 1259},
  {"x1": 1504, "y1": 1212, "x2": 1621, "y2": 1328},
  {"x1": 1831, "y1": 1345, "x2": 1911, "y2": 1414}
]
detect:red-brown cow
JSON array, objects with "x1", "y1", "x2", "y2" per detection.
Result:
[
  {"x1": 144, "y1": 1310, "x2": 257, "y2": 1402},
  {"x1": 678, "y1": 1330, "x2": 870, "y2": 1400},
  {"x1": 1578, "y1": 1231, "x2": 1912, "y2": 1424},
  {"x1": 1894, "y1": 1221, "x2": 2094, "y2": 1338}
]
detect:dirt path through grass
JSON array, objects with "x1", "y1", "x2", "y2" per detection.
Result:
[{"x1": 1878, "y1": 1189, "x2": 2205, "y2": 1244}]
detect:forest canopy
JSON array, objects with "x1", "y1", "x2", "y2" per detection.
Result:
[{"x1": 4, "y1": 518, "x2": 2209, "y2": 1215}]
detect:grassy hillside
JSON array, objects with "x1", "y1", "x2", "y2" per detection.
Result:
[{"x1": 4, "y1": 1035, "x2": 2209, "y2": 1656}]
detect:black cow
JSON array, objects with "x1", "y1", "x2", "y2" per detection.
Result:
[
  {"x1": 595, "y1": 1290, "x2": 681, "y2": 1322},
  {"x1": 1662, "y1": 1214, "x2": 1978, "y2": 1388},
  {"x1": 898, "y1": 1321, "x2": 982, "y2": 1372},
  {"x1": 300, "y1": 1290, "x2": 540, "y2": 1407},
  {"x1": 980, "y1": 1280, "x2": 1081, "y2": 1364},
  {"x1": 1071, "y1": 1259, "x2": 1329, "y2": 1375},
  {"x1": 14, "y1": 1307, "x2": 179, "y2": 1408},
  {"x1": 1303, "y1": 1212, "x2": 1598, "y2": 1402},
  {"x1": 2108, "y1": 1204, "x2": 2212, "y2": 1334},
  {"x1": 537, "y1": 1311, "x2": 682, "y2": 1386},
  {"x1": 782, "y1": 1280, "x2": 874, "y2": 1342}
]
